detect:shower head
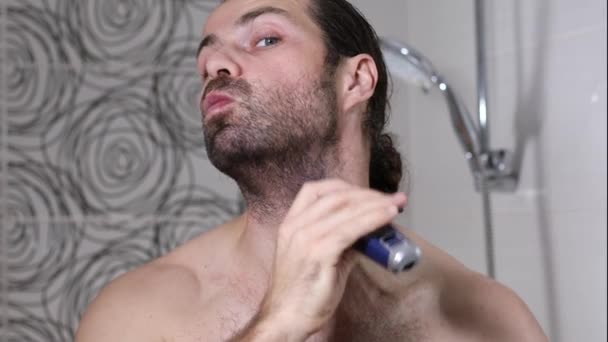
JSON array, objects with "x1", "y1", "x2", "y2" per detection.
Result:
[
  {"x1": 379, "y1": 39, "x2": 439, "y2": 92},
  {"x1": 379, "y1": 38, "x2": 483, "y2": 171}
]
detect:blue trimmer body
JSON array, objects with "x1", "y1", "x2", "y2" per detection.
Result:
[{"x1": 355, "y1": 225, "x2": 421, "y2": 273}]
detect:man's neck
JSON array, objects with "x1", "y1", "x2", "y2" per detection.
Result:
[
  {"x1": 230, "y1": 128, "x2": 371, "y2": 270},
  {"x1": 229, "y1": 146, "x2": 329, "y2": 271},
  {"x1": 237, "y1": 171, "x2": 369, "y2": 270}
]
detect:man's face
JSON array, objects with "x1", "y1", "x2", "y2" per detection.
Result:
[{"x1": 197, "y1": 0, "x2": 340, "y2": 176}]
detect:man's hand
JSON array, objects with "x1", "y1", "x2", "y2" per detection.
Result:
[{"x1": 235, "y1": 179, "x2": 407, "y2": 341}]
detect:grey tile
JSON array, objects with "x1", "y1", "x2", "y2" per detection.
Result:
[
  {"x1": 4, "y1": 216, "x2": 232, "y2": 341},
  {"x1": 166, "y1": 0, "x2": 219, "y2": 69},
  {"x1": 5, "y1": 0, "x2": 219, "y2": 70},
  {"x1": 4, "y1": 1, "x2": 80, "y2": 68},
  {"x1": 6, "y1": 62, "x2": 240, "y2": 221},
  {"x1": 5, "y1": 218, "x2": 158, "y2": 341},
  {"x1": 4, "y1": 0, "x2": 239, "y2": 222}
]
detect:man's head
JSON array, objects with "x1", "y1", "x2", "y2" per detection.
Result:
[
  {"x1": 197, "y1": 0, "x2": 402, "y2": 196},
  {"x1": 306, "y1": 0, "x2": 402, "y2": 193}
]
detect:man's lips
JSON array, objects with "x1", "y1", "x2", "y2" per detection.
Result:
[{"x1": 202, "y1": 92, "x2": 235, "y2": 119}]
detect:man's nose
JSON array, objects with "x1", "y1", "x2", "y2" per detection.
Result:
[{"x1": 205, "y1": 48, "x2": 242, "y2": 79}]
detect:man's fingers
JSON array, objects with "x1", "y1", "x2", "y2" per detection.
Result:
[
  {"x1": 285, "y1": 189, "x2": 402, "y2": 234},
  {"x1": 285, "y1": 179, "x2": 352, "y2": 219},
  {"x1": 308, "y1": 193, "x2": 403, "y2": 239},
  {"x1": 314, "y1": 201, "x2": 401, "y2": 260}
]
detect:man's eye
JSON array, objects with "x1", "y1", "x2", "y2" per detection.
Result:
[{"x1": 255, "y1": 37, "x2": 281, "y2": 48}]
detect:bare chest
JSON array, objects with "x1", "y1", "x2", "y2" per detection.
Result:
[
  {"x1": 163, "y1": 288, "x2": 334, "y2": 342},
  {"x1": 159, "y1": 282, "x2": 255, "y2": 341},
  {"x1": 165, "y1": 268, "x2": 443, "y2": 342},
  {"x1": 329, "y1": 271, "x2": 449, "y2": 342},
  {"x1": 164, "y1": 285, "x2": 443, "y2": 342}
]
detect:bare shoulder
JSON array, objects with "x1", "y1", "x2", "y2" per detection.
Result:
[
  {"x1": 441, "y1": 269, "x2": 548, "y2": 341},
  {"x1": 75, "y1": 216, "x2": 243, "y2": 342},
  {"x1": 396, "y1": 226, "x2": 547, "y2": 341},
  {"x1": 75, "y1": 259, "x2": 201, "y2": 342}
]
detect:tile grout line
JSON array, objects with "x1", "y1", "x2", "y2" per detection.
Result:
[
  {"x1": 12, "y1": 215, "x2": 237, "y2": 225},
  {"x1": 0, "y1": 4, "x2": 213, "y2": 340},
  {"x1": 1, "y1": 1, "x2": 8, "y2": 340},
  {"x1": 13, "y1": 62, "x2": 197, "y2": 74}
]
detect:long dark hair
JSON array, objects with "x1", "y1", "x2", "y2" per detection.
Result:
[{"x1": 308, "y1": 0, "x2": 404, "y2": 193}]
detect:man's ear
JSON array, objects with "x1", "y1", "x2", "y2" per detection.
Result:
[{"x1": 338, "y1": 54, "x2": 378, "y2": 113}]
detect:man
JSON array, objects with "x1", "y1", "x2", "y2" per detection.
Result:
[{"x1": 76, "y1": 0, "x2": 547, "y2": 341}]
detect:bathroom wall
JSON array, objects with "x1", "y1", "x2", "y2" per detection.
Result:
[
  {"x1": 0, "y1": 1, "x2": 241, "y2": 340},
  {"x1": 1, "y1": 0, "x2": 606, "y2": 341},
  {"x1": 352, "y1": 0, "x2": 607, "y2": 341}
]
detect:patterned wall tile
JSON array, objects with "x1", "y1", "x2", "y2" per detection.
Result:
[
  {"x1": 4, "y1": 64, "x2": 83, "y2": 164},
  {"x1": 6, "y1": 220, "x2": 87, "y2": 341},
  {"x1": 4, "y1": 0, "x2": 220, "y2": 70},
  {"x1": 161, "y1": 0, "x2": 219, "y2": 70},
  {"x1": 4, "y1": 1, "x2": 81, "y2": 68},
  {"x1": 6, "y1": 67, "x2": 151, "y2": 220},
  {"x1": 1, "y1": 1, "x2": 7, "y2": 335},
  {"x1": 149, "y1": 68, "x2": 242, "y2": 206},
  {"x1": 0, "y1": 204, "x2": 7, "y2": 341},
  {"x1": 5, "y1": 147, "x2": 84, "y2": 221},
  {"x1": 154, "y1": 68, "x2": 206, "y2": 156},
  {"x1": 2, "y1": 0, "x2": 241, "y2": 340},
  {"x1": 6, "y1": 219, "x2": 155, "y2": 341},
  {"x1": 0, "y1": 3, "x2": 5, "y2": 45},
  {"x1": 6, "y1": 64, "x2": 240, "y2": 220},
  {"x1": 154, "y1": 215, "x2": 238, "y2": 256},
  {"x1": 5, "y1": 217, "x2": 230, "y2": 341}
]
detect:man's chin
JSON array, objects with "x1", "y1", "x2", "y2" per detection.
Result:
[{"x1": 206, "y1": 131, "x2": 261, "y2": 168}]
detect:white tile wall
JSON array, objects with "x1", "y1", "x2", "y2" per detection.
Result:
[
  {"x1": 493, "y1": 210, "x2": 552, "y2": 333},
  {"x1": 540, "y1": 29, "x2": 607, "y2": 214},
  {"x1": 551, "y1": 210, "x2": 607, "y2": 342},
  {"x1": 352, "y1": 1, "x2": 607, "y2": 341}
]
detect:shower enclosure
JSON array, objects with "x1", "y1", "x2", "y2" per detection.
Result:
[
  {"x1": 379, "y1": 0, "x2": 518, "y2": 278},
  {"x1": 2, "y1": 1, "x2": 605, "y2": 342}
]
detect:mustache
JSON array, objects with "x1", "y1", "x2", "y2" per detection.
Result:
[{"x1": 202, "y1": 76, "x2": 252, "y2": 102}]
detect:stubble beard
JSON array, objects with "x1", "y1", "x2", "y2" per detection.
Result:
[{"x1": 202, "y1": 72, "x2": 340, "y2": 218}]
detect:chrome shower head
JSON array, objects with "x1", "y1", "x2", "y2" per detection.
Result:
[
  {"x1": 379, "y1": 39, "x2": 439, "y2": 92},
  {"x1": 379, "y1": 38, "x2": 483, "y2": 171}
]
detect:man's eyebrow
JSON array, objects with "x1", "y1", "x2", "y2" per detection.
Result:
[
  {"x1": 235, "y1": 6, "x2": 291, "y2": 26},
  {"x1": 196, "y1": 6, "x2": 291, "y2": 58},
  {"x1": 197, "y1": 34, "x2": 218, "y2": 58}
]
